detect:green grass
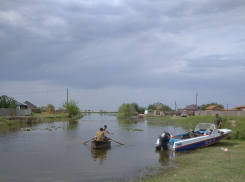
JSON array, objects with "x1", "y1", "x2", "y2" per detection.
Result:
[
  {"x1": 147, "y1": 115, "x2": 245, "y2": 140},
  {"x1": 0, "y1": 113, "x2": 83, "y2": 128},
  {"x1": 140, "y1": 140, "x2": 245, "y2": 182}
]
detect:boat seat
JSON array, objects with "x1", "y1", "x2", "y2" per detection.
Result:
[{"x1": 188, "y1": 131, "x2": 195, "y2": 138}]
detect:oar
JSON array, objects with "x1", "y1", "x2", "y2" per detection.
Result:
[
  {"x1": 110, "y1": 139, "x2": 125, "y2": 145},
  {"x1": 83, "y1": 137, "x2": 94, "y2": 144}
]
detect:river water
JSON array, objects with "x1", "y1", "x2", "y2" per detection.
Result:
[{"x1": 0, "y1": 114, "x2": 187, "y2": 182}]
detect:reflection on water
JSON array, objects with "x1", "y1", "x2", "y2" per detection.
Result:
[
  {"x1": 155, "y1": 150, "x2": 173, "y2": 165},
  {"x1": 91, "y1": 147, "x2": 111, "y2": 165},
  {"x1": 67, "y1": 121, "x2": 78, "y2": 130}
]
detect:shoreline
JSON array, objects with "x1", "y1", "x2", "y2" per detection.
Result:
[{"x1": 0, "y1": 113, "x2": 83, "y2": 127}]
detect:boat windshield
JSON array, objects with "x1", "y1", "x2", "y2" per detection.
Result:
[{"x1": 194, "y1": 123, "x2": 215, "y2": 131}]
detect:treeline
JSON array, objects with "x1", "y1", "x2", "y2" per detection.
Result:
[{"x1": 117, "y1": 102, "x2": 172, "y2": 119}]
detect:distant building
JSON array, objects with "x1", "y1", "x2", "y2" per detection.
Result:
[
  {"x1": 24, "y1": 101, "x2": 37, "y2": 109},
  {"x1": 152, "y1": 102, "x2": 164, "y2": 110},
  {"x1": 184, "y1": 104, "x2": 200, "y2": 111},
  {"x1": 2, "y1": 95, "x2": 28, "y2": 109},
  {"x1": 205, "y1": 105, "x2": 223, "y2": 111},
  {"x1": 233, "y1": 105, "x2": 245, "y2": 111}
]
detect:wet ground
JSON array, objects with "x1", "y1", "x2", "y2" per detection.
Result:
[{"x1": 0, "y1": 113, "x2": 187, "y2": 182}]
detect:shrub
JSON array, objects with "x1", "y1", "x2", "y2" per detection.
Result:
[
  {"x1": 117, "y1": 103, "x2": 136, "y2": 119},
  {"x1": 62, "y1": 99, "x2": 80, "y2": 118}
]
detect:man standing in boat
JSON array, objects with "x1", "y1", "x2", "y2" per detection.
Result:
[
  {"x1": 213, "y1": 114, "x2": 222, "y2": 129},
  {"x1": 103, "y1": 125, "x2": 114, "y2": 141}
]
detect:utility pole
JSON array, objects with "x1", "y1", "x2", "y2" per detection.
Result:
[
  {"x1": 175, "y1": 101, "x2": 176, "y2": 111},
  {"x1": 196, "y1": 92, "x2": 198, "y2": 106},
  {"x1": 67, "y1": 88, "x2": 68, "y2": 105},
  {"x1": 227, "y1": 103, "x2": 228, "y2": 109},
  {"x1": 47, "y1": 89, "x2": 48, "y2": 107}
]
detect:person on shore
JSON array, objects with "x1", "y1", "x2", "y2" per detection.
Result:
[
  {"x1": 96, "y1": 128, "x2": 104, "y2": 141},
  {"x1": 213, "y1": 114, "x2": 222, "y2": 129},
  {"x1": 103, "y1": 125, "x2": 114, "y2": 141}
]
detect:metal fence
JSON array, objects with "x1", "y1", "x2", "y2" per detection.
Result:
[
  {"x1": 0, "y1": 108, "x2": 32, "y2": 117},
  {"x1": 195, "y1": 110, "x2": 245, "y2": 117}
]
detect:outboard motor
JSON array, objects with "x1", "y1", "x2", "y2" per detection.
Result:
[{"x1": 156, "y1": 131, "x2": 170, "y2": 150}]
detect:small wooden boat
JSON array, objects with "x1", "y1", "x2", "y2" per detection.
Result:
[
  {"x1": 91, "y1": 140, "x2": 111, "y2": 149},
  {"x1": 156, "y1": 123, "x2": 231, "y2": 151}
]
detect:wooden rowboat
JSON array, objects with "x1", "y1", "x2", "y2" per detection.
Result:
[{"x1": 91, "y1": 140, "x2": 111, "y2": 149}]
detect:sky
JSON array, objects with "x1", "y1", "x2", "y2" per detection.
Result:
[{"x1": 0, "y1": 0, "x2": 244, "y2": 111}]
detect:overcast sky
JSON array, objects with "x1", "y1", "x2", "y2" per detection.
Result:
[{"x1": 0, "y1": 0, "x2": 244, "y2": 111}]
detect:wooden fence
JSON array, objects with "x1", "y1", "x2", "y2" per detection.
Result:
[
  {"x1": 195, "y1": 110, "x2": 245, "y2": 117},
  {"x1": 0, "y1": 108, "x2": 32, "y2": 117}
]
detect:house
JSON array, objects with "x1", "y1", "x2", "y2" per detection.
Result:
[
  {"x1": 153, "y1": 102, "x2": 164, "y2": 110},
  {"x1": 205, "y1": 105, "x2": 223, "y2": 111},
  {"x1": 2, "y1": 96, "x2": 28, "y2": 109},
  {"x1": 233, "y1": 105, "x2": 245, "y2": 111},
  {"x1": 184, "y1": 104, "x2": 200, "y2": 111},
  {"x1": 24, "y1": 101, "x2": 37, "y2": 109}
]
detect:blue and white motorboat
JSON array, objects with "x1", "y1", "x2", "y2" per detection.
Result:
[{"x1": 156, "y1": 123, "x2": 232, "y2": 151}]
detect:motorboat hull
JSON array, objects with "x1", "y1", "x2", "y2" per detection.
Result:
[
  {"x1": 156, "y1": 123, "x2": 232, "y2": 151},
  {"x1": 171, "y1": 132, "x2": 230, "y2": 151}
]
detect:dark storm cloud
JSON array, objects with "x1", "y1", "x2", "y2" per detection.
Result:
[{"x1": 0, "y1": 0, "x2": 244, "y2": 93}]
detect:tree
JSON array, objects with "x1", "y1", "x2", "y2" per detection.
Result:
[
  {"x1": 138, "y1": 106, "x2": 146, "y2": 114},
  {"x1": 117, "y1": 103, "x2": 136, "y2": 118},
  {"x1": 0, "y1": 95, "x2": 16, "y2": 108},
  {"x1": 40, "y1": 106, "x2": 47, "y2": 112},
  {"x1": 47, "y1": 104, "x2": 55, "y2": 111},
  {"x1": 148, "y1": 104, "x2": 156, "y2": 110},
  {"x1": 200, "y1": 102, "x2": 224, "y2": 110},
  {"x1": 161, "y1": 105, "x2": 172, "y2": 111},
  {"x1": 63, "y1": 99, "x2": 80, "y2": 118},
  {"x1": 131, "y1": 102, "x2": 146, "y2": 114}
]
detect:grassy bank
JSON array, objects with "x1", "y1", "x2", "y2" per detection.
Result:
[
  {"x1": 0, "y1": 113, "x2": 83, "y2": 128},
  {"x1": 146, "y1": 115, "x2": 245, "y2": 140},
  {"x1": 140, "y1": 140, "x2": 245, "y2": 182}
]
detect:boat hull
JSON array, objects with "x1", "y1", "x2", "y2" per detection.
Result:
[
  {"x1": 173, "y1": 132, "x2": 230, "y2": 151},
  {"x1": 155, "y1": 124, "x2": 232, "y2": 151},
  {"x1": 91, "y1": 140, "x2": 111, "y2": 149}
]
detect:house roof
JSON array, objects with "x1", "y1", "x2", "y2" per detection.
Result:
[
  {"x1": 222, "y1": 109, "x2": 239, "y2": 111},
  {"x1": 205, "y1": 105, "x2": 218, "y2": 110},
  {"x1": 5, "y1": 96, "x2": 27, "y2": 106},
  {"x1": 24, "y1": 101, "x2": 37, "y2": 108},
  {"x1": 184, "y1": 104, "x2": 199, "y2": 111},
  {"x1": 153, "y1": 102, "x2": 162, "y2": 106},
  {"x1": 234, "y1": 105, "x2": 245, "y2": 109}
]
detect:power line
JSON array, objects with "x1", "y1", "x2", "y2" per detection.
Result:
[
  {"x1": 0, "y1": 88, "x2": 66, "y2": 95},
  {"x1": 35, "y1": 94, "x2": 67, "y2": 105}
]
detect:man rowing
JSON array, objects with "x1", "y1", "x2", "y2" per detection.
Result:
[{"x1": 103, "y1": 125, "x2": 114, "y2": 141}]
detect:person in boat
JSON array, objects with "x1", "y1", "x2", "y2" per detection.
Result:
[
  {"x1": 103, "y1": 125, "x2": 114, "y2": 141},
  {"x1": 213, "y1": 114, "x2": 222, "y2": 129},
  {"x1": 96, "y1": 128, "x2": 105, "y2": 141}
]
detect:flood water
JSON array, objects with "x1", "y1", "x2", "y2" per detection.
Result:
[{"x1": 0, "y1": 114, "x2": 187, "y2": 182}]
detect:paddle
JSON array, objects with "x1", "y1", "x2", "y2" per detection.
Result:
[
  {"x1": 83, "y1": 137, "x2": 94, "y2": 144},
  {"x1": 110, "y1": 139, "x2": 125, "y2": 145}
]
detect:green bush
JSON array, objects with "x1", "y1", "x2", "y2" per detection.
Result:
[
  {"x1": 63, "y1": 99, "x2": 80, "y2": 118},
  {"x1": 117, "y1": 103, "x2": 136, "y2": 119},
  {"x1": 31, "y1": 108, "x2": 42, "y2": 113}
]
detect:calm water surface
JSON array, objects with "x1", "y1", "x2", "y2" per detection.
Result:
[{"x1": 0, "y1": 114, "x2": 187, "y2": 182}]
